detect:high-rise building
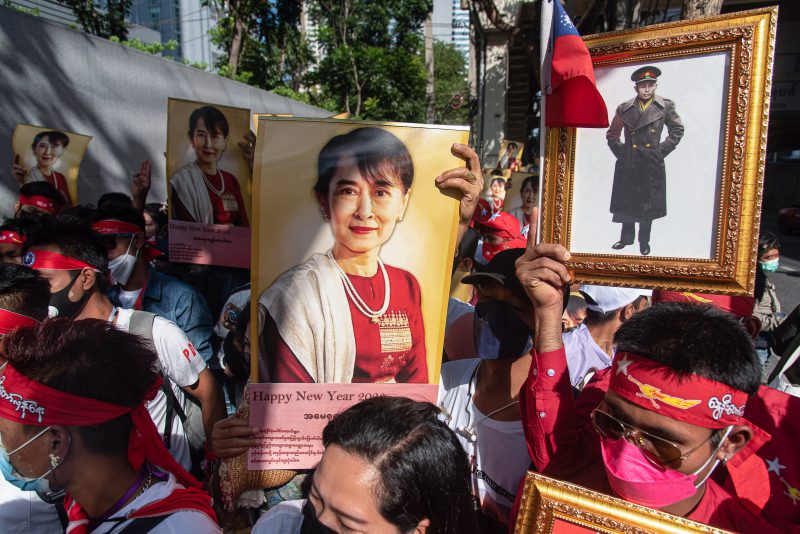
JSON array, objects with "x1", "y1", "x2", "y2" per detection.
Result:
[{"x1": 432, "y1": 0, "x2": 469, "y2": 57}]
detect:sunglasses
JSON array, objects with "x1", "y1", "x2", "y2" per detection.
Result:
[{"x1": 590, "y1": 408, "x2": 714, "y2": 470}]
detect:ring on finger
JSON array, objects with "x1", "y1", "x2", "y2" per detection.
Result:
[{"x1": 465, "y1": 170, "x2": 477, "y2": 183}]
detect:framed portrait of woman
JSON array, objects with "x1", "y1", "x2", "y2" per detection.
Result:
[
  {"x1": 251, "y1": 117, "x2": 469, "y2": 386},
  {"x1": 166, "y1": 98, "x2": 252, "y2": 268},
  {"x1": 11, "y1": 124, "x2": 92, "y2": 207}
]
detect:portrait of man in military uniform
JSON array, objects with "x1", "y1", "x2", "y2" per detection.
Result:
[{"x1": 606, "y1": 65, "x2": 684, "y2": 256}]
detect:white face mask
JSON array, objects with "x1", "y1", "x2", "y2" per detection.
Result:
[{"x1": 108, "y1": 237, "x2": 139, "y2": 286}]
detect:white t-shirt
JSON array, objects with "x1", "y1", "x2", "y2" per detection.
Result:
[
  {"x1": 91, "y1": 471, "x2": 220, "y2": 533},
  {"x1": 251, "y1": 499, "x2": 305, "y2": 534},
  {"x1": 114, "y1": 307, "x2": 207, "y2": 471},
  {"x1": 562, "y1": 323, "x2": 613, "y2": 389},
  {"x1": 437, "y1": 359, "x2": 530, "y2": 526},
  {"x1": 116, "y1": 288, "x2": 142, "y2": 310},
  {"x1": 0, "y1": 476, "x2": 61, "y2": 533}
]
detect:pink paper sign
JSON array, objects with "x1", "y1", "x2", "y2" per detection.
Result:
[
  {"x1": 168, "y1": 220, "x2": 250, "y2": 268},
  {"x1": 247, "y1": 383, "x2": 438, "y2": 470}
]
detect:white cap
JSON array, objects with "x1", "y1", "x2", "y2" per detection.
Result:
[{"x1": 579, "y1": 285, "x2": 653, "y2": 313}]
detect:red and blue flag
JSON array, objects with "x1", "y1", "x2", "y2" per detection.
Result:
[{"x1": 540, "y1": 0, "x2": 608, "y2": 128}]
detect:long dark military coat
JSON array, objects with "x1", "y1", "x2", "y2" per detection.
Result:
[{"x1": 606, "y1": 94, "x2": 684, "y2": 222}]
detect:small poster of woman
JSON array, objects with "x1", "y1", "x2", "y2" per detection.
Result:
[
  {"x1": 497, "y1": 139, "x2": 524, "y2": 172},
  {"x1": 252, "y1": 118, "x2": 469, "y2": 385},
  {"x1": 11, "y1": 124, "x2": 92, "y2": 206},
  {"x1": 166, "y1": 98, "x2": 252, "y2": 267}
]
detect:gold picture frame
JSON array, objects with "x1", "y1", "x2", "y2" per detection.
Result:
[
  {"x1": 514, "y1": 472, "x2": 732, "y2": 534},
  {"x1": 540, "y1": 7, "x2": 777, "y2": 294}
]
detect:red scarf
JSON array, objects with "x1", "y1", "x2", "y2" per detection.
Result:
[
  {"x1": 0, "y1": 230, "x2": 25, "y2": 247},
  {"x1": 91, "y1": 220, "x2": 164, "y2": 262},
  {"x1": 18, "y1": 194, "x2": 57, "y2": 215},
  {"x1": 0, "y1": 365, "x2": 216, "y2": 532},
  {"x1": 0, "y1": 309, "x2": 38, "y2": 335}
]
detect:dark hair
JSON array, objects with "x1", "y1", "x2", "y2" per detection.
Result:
[
  {"x1": 490, "y1": 177, "x2": 505, "y2": 187},
  {"x1": 3, "y1": 318, "x2": 158, "y2": 455},
  {"x1": 25, "y1": 217, "x2": 110, "y2": 293},
  {"x1": 507, "y1": 142, "x2": 518, "y2": 150},
  {"x1": 188, "y1": 106, "x2": 229, "y2": 138},
  {"x1": 31, "y1": 130, "x2": 70, "y2": 150},
  {"x1": 322, "y1": 396, "x2": 479, "y2": 534},
  {"x1": 758, "y1": 232, "x2": 780, "y2": 256},
  {"x1": 0, "y1": 264, "x2": 50, "y2": 321},
  {"x1": 0, "y1": 217, "x2": 36, "y2": 241},
  {"x1": 520, "y1": 175, "x2": 538, "y2": 194},
  {"x1": 19, "y1": 181, "x2": 65, "y2": 212},
  {"x1": 452, "y1": 227, "x2": 479, "y2": 274},
  {"x1": 143, "y1": 203, "x2": 168, "y2": 236},
  {"x1": 566, "y1": 293, "x2": 587, "y2": 316},
  {"x1": 95, "y1": 202, "x2": 146, "y2": 232},
  {"x1": 58, "y1": 204, "x2": 97, "y2": 227},
  {"x1": 314, "y1": 127, "x2": 414, "y2": 197},
  {"x1": 614, "y1": 302, "x2": 761, "y2": 394},
  {"x1": 97, "y1": 193, "x2": 134, "y2": 211}
]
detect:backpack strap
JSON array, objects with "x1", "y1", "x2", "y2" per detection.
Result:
[
  {"x1": 115, "y1": 514, "x2": 170, "y2": 533},
  {"x1": 128, "y1": 311, "x2": 187, "y2": 448}
]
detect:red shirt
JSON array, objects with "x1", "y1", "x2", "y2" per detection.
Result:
[
  {"x1": 263, "y1": 265, "x2": 427, "y2": 384},
  {"x1": 202, "y1": 170, "x2": 249, "y2": 227},
  {"x1": 44, "y1": 170, "x2": 72, "y2": 206},
  {"x1": 514, "y1": 346, "x2": 780, "y2": 533}
]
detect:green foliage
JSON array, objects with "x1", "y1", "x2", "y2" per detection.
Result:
[
  {"x1": 110, "y1": 36, "x2": 179, "y2": 55},
  {"x1": 432, "y1": 41, "x2": 470, "y2": 125},
  {"x1": 57, "y1": 0, "x2": 131, "y2": 40},
  {"x1": 309, "y1": 0, "x2": 432, "y2": 121},
  {"x1": 0, "y1": 0, "x2": 40, "y2": 16}
]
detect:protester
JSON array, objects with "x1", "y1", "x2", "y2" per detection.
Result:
[
  {"x1": 93, "y1": 204, "x2": 218, "y2": 369},
  {"x1": 439, "y1": 249, "x2": 539, "y2": 531},
  {"x1": 563, "y1": 285, "x2": 650, "y2": 389},
  {"x1": 24, "y1": 218, "x2": 225, "y2": 471},
  {"x1": 512, "y1": 242, "x2": 779, "y2": 532},
  {"x1": 755, "y1": 232, "x2": 783, "y2": 334},
  {"x1": 562, "y1": 291, "x2": 587, "y2": 332},
  {"x1": 144, "y1": 202, "x2": 169, "y2": 239},
  {"x1": 15, "y1": 181, "x2": 63, "y2": 218},
  {"x1": 0, "y1": 219, "x2": 33, "y2": 265},
  {"x1": 473, "y1": 211, "x2": 527, "y2": 264},
  {"x1": 251, "y1": 396, "x2": 479, "y2": 533},
  {"x1": 0, "y1": 318, "x2": 220, "y2": 532}
]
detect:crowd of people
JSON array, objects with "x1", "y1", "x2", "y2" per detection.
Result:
[{"x1": 0, "y1": 134, "x2": 798, "y2": 534}]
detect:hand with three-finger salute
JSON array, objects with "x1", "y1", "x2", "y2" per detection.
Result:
[{"x1": 515, "y1": 227, "x2": 572, "y2": 352}]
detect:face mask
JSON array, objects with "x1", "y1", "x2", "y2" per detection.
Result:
[
  {"x1": 300, "y1": 500, "x2": 337, "y2": 534},
  {"x1": 0, "y1": 426, "x2": 58, "y2": 494},
  {"x1": 474, "y1": 238, "x2": 489, "y2": 266},
  {"x1": 48, "y1": 271, "x2": 90, "y2": 319},
  {"x1": 759, "y1": 258, "x2": 779, "y2": 273},
  {"x1": 108, "y1": 237, "x2": 139, "y2": 286},
  {"x1": 473, "y1": 300, "x2": 533, "y2": 360},
  {"x1": 600, "y1": 426, "x2": 732, "y2": 509}
]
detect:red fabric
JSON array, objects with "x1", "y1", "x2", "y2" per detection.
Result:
[
  {"x1": 477, "y1": 212, "x2": 520, "y2": 241},
  {"x1": 0, "y1": 309, "x2": 38, "y2": 335},
  {"x1": 543, "y1": 0, "x2": 608, "y2": 128},
  {"x1": 264, "y1": 265, "x2": 427, "y2": 383},
  {"x1": 652, "y1": 291, "x2": 755, "y2": 318},
  {"x1": 43, "y1": 171, "x2": 72, "y2": 206},
  {"x1": 18, "y1": 195, "x2": 56, "y2": 215},
  {"x1": 23, "y1": 249, "x2": 96, "y2": 271},
  {"x1": 472, "y1": 198, "x2": 493, "y2": 225},
  {"x1": 0, "y1": 230, "x2": 25, "y2": 246},
  {"x1": 610, "y1": 351, "x2": 750, "y2": 428},
  {"x1": 92, "y1": 220, "x2": 143, "y2": 235},
  {"x1": 513, "y1": 346, "x2": 779, "y2": 533},
  {"x1": 203, "y1": 170, "x2": 249, "y2": 227}
]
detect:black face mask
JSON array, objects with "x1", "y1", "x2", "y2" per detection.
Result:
[
  {"x1": 473, "y1": 300, "x2": 533, "y2": 360},
  {"x1": 300, "y1": 500, "x2": 337, "y2": 534},
  {"x1": 48, "y1": 271, "x2": 90, "y2": 318}
]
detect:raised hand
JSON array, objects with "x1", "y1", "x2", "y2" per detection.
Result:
[
  {"x1": 131, "y1": 160, "x2": 152, "y2": 210},
  {"x1": 211, "y1": 415, "x2": 260, "y2": 459}
]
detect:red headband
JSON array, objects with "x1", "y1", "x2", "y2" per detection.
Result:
[
  {"x1": 0, "y1": 309, "x2": 38, "y2": 335},
  {"x1": 610, "y1": 351, "x2": 748, "y2": 428},
  {"x1": 0, "y1": 230, "x2": 25, "y2": 247},
  {"x1": 23, "y1": 249, "x2": 97, "y2": 272},
  {"x1": 0, "y1": 365, "x2": 199, "y2": 489},
  {"x1": 92, "y1": 219, "x2": 144, "y2": 236},
  {"x1": 18, "y1": 195, "x2": 56, "y2": 215},
  {"x1": 652, "y1": 291, "x2": 754, "y2": 318}
]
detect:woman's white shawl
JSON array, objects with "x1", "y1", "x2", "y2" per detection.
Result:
[
  {"x1": 258, "y1": 253, "x2": 357, "y2": 383},
  {"x1": 169, "y1": 162, "x2": 214, "y2": 224}
]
